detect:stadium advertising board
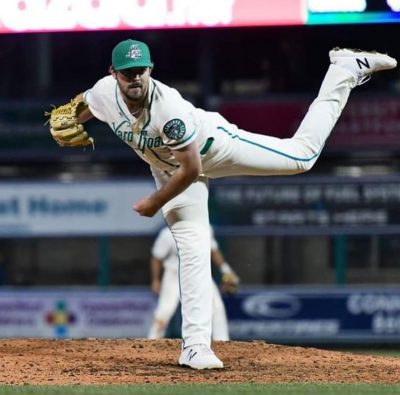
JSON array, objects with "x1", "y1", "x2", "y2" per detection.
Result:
[
  {"x1": 308, "y1": 0, "x2": 400, "y2": 24},
  {"x1": 0, "y1": 289, "x2": 155, "y2": 339},
  {"x1": 1, "y1": 287, "x2": 399, "y2": 343},
  {"x1": 0, "y1": 0, "x2": 399, "y2": 33},
  {"x1": 0, "y1": 180, "x2": 163, "y2": 237},
  {"x1": 225, "y1": 288, "x2": 400, "y2": 343},
  {"x1": 0, "y1": 0, "x2": 304, "y2": 33},
  {"x1": 1, "y1": 176, "x2": 400, "y2": 237},
  {"x1": 209, "y1": 175, "x2": 400, "y2": 235}
]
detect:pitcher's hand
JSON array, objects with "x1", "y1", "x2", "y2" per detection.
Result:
[{"x1": 133, "y1": 195, "x2": 161, "y2": 217}]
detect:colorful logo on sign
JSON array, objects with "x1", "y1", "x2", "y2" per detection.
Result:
[{"x1": 45, "y1": 300, "x2": 77, "y2": 338}]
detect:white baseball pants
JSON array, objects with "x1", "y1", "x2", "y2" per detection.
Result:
[
  {"x1": 202, "y1": 64, "x2": 356, "y2": 178},
  {"x1": 147, "y1": 265, "x2": 229, "y2": 341},
  {"x1": 151, "y1": 170, "x2": 221, "y2": 347}
]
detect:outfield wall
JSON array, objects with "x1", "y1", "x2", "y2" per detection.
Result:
[{"x1": 0, "y1": 287, "x2": 399, "y2": 344}]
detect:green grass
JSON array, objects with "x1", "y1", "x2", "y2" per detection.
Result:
[
  {"x1": 323, "y1": 348, "x2": 400, "y2": 358},
  {"x1": 0, "y1": 384, "x2": 400, "y2": 395},
  {"x1": 351, "y1": 350, "x2": 400, "y2": 358}
]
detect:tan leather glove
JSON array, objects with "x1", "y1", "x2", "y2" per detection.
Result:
[{"x1": 45, "y1": 98, "x2": 94, "y2": 148}]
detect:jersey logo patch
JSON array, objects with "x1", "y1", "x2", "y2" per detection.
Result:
[{"x1": 163, "y1": 119, "x2": 186, "y2": 140}]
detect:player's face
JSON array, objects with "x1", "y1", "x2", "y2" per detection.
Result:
[{"x1": 115, "y1": 67, "x2": 151, "y2": 102}]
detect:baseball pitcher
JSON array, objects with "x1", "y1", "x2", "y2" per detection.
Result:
[{"x1": 46, "y1": 39, "x2": 396, "y2": 369}]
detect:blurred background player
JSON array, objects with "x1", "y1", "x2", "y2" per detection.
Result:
[{"x1": 148, "y1": 226, "x2": 239, "y2": 341}]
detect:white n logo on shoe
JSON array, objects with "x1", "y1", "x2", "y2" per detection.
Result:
[
  {"x1": 188, "y1": 349, "x2": 198, "y2": 361},
  {"x1": 356, "y1": 57, "x2": 370, "y2": 70}
]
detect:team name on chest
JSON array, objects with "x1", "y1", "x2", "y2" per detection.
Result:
[
  {"x1": 111, "y1": 121, "x2": 165, "y2": 153},
  {"x1": 137, "y1": 130, "x2": 165, "y2": 153}
]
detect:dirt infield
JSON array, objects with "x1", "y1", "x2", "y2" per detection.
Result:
[{"x1": 0, "y1": 339, "x2": 399, "y2": 385}]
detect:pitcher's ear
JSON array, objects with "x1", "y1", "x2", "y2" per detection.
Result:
[{"x1": 109, "y1": 65, "x2": 116, "y2": 77}]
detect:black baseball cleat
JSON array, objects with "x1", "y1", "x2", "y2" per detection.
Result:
[{"x1": 329, "y1": 47, "x2": 397, "y2": 85}]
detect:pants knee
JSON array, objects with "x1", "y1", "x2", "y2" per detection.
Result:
[{"x1": 296, "y1": 160, "x2": 316, "y2": 173}]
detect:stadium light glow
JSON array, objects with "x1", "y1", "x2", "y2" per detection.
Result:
[
  {"x1": 0, "y1": 0, "x2": 304, "y2": 33},
  {"x1": 308, "y1": 0, "x2": 366, "y2": 13},
  {"x1": 387, "y1": 0, "x2": 400, "y2": 12}
]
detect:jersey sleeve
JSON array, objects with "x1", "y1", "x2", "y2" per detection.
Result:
[
  {"x1": 156, "y1": 102, "x2": 197, "y2": 150},
  {"x1": 82, "y1": 77, "x2": 110, "y2": 123},
  {"x1": 151, "y1": 228, "x2": 174, "y2": 261}
]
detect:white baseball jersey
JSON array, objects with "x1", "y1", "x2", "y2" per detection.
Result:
[
  {"x1": 83, "y1": 76, "x2": 230, "y2": 177},
  {"x1": 84, "y1": 65, "x2": 357, "y2": 183}
]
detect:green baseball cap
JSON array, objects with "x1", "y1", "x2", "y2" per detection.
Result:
[{"x1": 112, "y1": 39, "x2": 154, "y2": 70}]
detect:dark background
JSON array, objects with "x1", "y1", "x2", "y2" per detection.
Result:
[{"x1": 1, "y1": 23, "x2": 399, "y2": 100}]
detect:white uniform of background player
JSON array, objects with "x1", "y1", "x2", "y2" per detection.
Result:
[
  {"x1": 148, "y1": 226, "x2": 233, "y2": 341},
  {"x1": 80, "y1": 39, "x2": 396, "y2": 369}
]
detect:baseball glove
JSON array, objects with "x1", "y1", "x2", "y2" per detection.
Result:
[
  {"x1": 45, "y1": 98, "x2": 94, "y2": 148},
  {"x1": 220, "y1": 272, "x2": 240, "y2": 294}
]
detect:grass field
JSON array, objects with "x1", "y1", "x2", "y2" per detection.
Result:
[
  {"x1": 1, "y1": 384, "x2": 400, "y2": 395},
  {"x1": 351, "y1": 350, "x2": 400, "y2": 358}
]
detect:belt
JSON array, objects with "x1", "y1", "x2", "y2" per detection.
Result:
[{"x1": 200, "y1": 137, "x2": 214, "y2": 155}]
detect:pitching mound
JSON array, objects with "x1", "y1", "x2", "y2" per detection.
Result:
[{"x1": 0, "y1": 339, "x2": 399, "y2": 385}]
